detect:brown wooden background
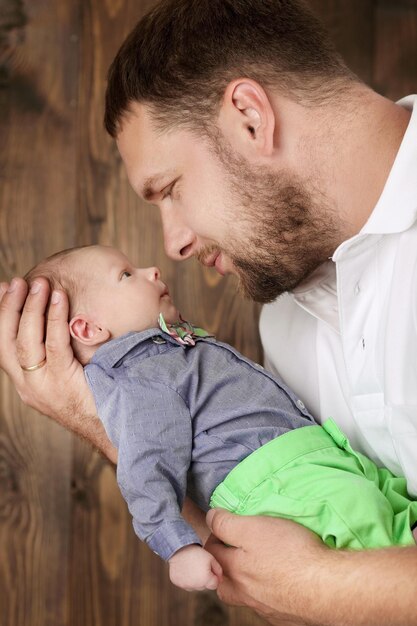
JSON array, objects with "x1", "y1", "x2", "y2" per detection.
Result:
[{"x1": 0, "y1": 1, "x2": 416, "y2": 625}]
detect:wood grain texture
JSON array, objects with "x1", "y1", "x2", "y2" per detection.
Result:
[
  {"x1": 373, "y1": 0, "x2": 417, "y2": 99},
  {"x1": 309, "y1": 0, "x2": 375, "y2": 82},
  {"x1": 0, "y1": 1, "x2": 78, "y2": 625},
  {"x1": 1, "y1": 0, "x2": 416, "y2": 624}
]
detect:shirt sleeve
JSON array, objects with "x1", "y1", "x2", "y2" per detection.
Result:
[{"x1": 114, "y1": 377, "x2": 202, "y2": 561}]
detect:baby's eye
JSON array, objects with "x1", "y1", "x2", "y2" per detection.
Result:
[{"x1": 121, "y1": 270, "x2": 132, "y2": 279}]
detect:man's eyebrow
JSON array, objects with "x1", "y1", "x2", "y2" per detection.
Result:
[{"x1": 141, "y1": 172, "x2": 174, "y2": 201}]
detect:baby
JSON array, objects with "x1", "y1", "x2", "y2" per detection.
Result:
[{"x1": 25, "y1": 245, "x2": 417, "y2": 591}]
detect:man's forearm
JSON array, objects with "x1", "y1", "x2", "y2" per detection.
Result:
[
  {"x1": 79, "y1": 414, "x2": 118, "y2": 464},
  {"x1": 51, "y1": 402, "x2": 117, "y2": 464},
  {"x1": 182, "y1": 498, "x2": 210, "y2": 543},
  {"x1": 293, "y1": 545, "x2": 417, "y2": 626},
  {"x1": 37, "y1": 389, "x2": 117, "y2": 463}
]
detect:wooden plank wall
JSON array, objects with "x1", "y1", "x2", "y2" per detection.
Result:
[{"x1": 0, "y1": 1, "x2": 416, "y2": 625}]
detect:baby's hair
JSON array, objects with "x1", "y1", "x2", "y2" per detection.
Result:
[{"x1": 24, "y1": 246, "x2": 90, "y2": 318}]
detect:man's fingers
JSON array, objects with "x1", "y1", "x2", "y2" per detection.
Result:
[
  {"x1": 0, "y1": 278, "x2": 29, "y2": 376},
  {"x1": 206, "y1": 509, "x2": 245, "y2": 548},
  {"x1": 216, "y1": 576, "x2": 245, "y2": 607},
  {"x1": 211, "y1": 557, "x2": 223, "y2": 580},
  {"x1": 0, "y1": 282, "x2": 9, "y2": 302},
  {"x1": 16, "y1": 278, "x2": 50, "y2": 368},
  {"x1": 205, "y1": 536, "x2": 237, "y2": 580},
  {"x1": 45, "y1": 289, "x2": 74, "y2": 369},
  {"x1": 0, "y1": 278, "x2": 28, "y2": 340}
]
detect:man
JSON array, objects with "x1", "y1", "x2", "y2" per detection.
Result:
[{"x1": 1, "y1": 1, "x2": 417, "y2": 624}]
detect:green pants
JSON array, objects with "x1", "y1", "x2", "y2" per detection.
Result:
[{"x1": 210, "y1": 419, "x2": 417, "y2": 548}]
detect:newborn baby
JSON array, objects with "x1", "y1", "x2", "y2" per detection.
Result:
[{"x1": 25, "y1": 245, "x2": 417, "y2": 591}]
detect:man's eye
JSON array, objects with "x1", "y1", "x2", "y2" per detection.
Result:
[
  {"x1": 162, "y1": 181, "x2": 176, "y2": 200},
  {"x1": 121, "y1": 271, "x2": 132, "y2": 279},
  {"x1": 162, "y1": 186, "x2": 172, "y2": 200}
]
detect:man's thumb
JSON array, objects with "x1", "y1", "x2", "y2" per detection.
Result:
[{"x1": 206, "y1": 508, "x2": 243, "y2": 547}]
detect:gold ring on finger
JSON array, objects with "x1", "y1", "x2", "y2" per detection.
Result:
[{"x1": 21, "y1": 357, "x2": 47, "y2": 372}]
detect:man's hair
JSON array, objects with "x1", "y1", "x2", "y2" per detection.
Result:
[
  {"x1": 104, "y1": 0, "x2": 358, "y2": 137},
  {"x1": 24, "y1": 247, "x2": 87, "y2": 319}
]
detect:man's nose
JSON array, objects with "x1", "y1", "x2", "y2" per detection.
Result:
[{"x1": 160, "y1": 210, "x2": 196, "y2": 261}]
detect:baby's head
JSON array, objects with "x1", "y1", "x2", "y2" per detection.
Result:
[{"x1": 25, "y1": 245, "x2": 180, "y2": 365}]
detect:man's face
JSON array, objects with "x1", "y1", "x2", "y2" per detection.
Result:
[
  {"x1": 117, "y1": 104, "x2": 341, "y2": 303},
  {"x1": 76, "y1": 246, "x2": 180, "y2": 337}
]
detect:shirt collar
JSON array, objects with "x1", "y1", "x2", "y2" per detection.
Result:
[
  {"x1": 89, "y1": 313, "x2": 214, "y2": 369},
  {"x1": 89, "y1": 328, "x2": 180, "y2": 370}
]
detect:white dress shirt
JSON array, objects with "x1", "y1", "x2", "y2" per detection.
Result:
[{"x1": 259, "y1": 95, "x2": 417, "y2": 495}]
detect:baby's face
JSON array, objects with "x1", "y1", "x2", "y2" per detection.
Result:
[{"x1": 78, "y1": 246, "x2": 180, "y2": 337}]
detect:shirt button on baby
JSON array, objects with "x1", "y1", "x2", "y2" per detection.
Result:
[{"x1": 296, "y1": 399, "x2": 305, "y2": 410}]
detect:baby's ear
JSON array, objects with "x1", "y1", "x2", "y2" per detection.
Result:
[{"x1": 69, "y1": 315, "x2": 110, "y2": 346}]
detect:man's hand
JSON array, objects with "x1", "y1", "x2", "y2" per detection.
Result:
[
  {"x1": 0, "y1": 277, "x2": 116, "y2": 462},
  {"x1": 205, "y1": 509, "x2": 417, "y2": 626},
  {"x1": 205, "y1": 509, "x2": 324, "y2": 626}
]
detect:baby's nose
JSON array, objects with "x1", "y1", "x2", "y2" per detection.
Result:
[{"x1": 148, "y1": 266, "x2": 160, "y2": 281}]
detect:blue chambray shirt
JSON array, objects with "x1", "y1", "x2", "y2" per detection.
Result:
[{"x1": 85, "y1": 327, "x2": 315, "y2": 561}]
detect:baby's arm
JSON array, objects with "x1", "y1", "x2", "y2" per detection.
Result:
[
  {"x1": 107, "y1": 378, "x2": 221, "y2": 589},
  {"x1": 86, "y1": 369, "x2": 221, "y2": 590},
  {"x1": 169, "y1": 545, "x2": 223, "y2": 591}
]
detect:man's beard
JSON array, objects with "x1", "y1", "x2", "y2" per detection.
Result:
[{"x1": 211, "y1": 139, "x2": 344, "y2": 304}]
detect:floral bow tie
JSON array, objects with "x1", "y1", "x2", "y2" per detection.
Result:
[{"x1": 158, "y1": 313, "x2": 214, "y2": 346}]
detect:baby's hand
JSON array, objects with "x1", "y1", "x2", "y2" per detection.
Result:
[{"x1": 168, "y1": 544, "x2": 223, "y2": 591}]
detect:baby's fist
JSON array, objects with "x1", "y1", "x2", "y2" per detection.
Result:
[{"x1": 169, "y1": 544, "x2": 222, "y2": 591}]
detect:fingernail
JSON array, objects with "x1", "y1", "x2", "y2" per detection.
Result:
[
  {"x1": 7, "y1": 279, "x2": 18, "y2": 293},
  {"x1": 51, "y1": 290, "x2": 61, "y2": 305},
  {"x1": 30, "y1": 282, "x2": 41, "y2": 295}
]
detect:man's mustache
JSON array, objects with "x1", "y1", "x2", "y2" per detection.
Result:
[{"x1": 196, "y1": 244, "x2": 221, "y2": 266}]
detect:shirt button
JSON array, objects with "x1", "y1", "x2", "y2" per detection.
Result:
[
  {"x1": 296, "y1": 399, "x2": 305, "y2": 410},
  {"x1": 152, "y1": 336, "x2": 167, "y2": 344},
  {"x1": 354, "y1": 283, "x2": 361, "y2": 295}
]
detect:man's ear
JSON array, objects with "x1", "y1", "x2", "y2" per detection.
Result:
[
  {"x1": 217, "y1": 79, "x2": 276, "y2": 158},
  {"x1": 69, "y1": 315, "x2": 110, "y2": 346}
]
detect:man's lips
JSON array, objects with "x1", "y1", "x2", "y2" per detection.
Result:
[
  {"x1": 199, "y1": 250, "x2": 226, "y2": 276},
  {"x1": 214, "y1": 253, "x2": 225, "y2": 276},
  {"x1": 200, "y1": 251, "x2": 220, "y2": 268}
]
